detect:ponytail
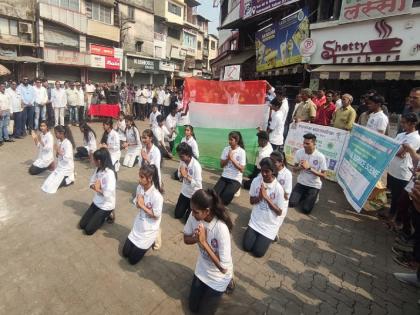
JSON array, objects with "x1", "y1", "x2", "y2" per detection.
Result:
[
  {"x1": 140, "y1": 164, "x2": 162, "y2": 193},
  {"x1": 229, "y1": 131, "x2": 244, "y2": 149},
  {"x1": 191, "y1": 189, "x2": 233, "y2": 232},
  {"x1": 101, "y1": 118, "x2": 113, "y2": 145},
  {"x1": 54, "y1": 125, "x2": 75, "y2": 148}
]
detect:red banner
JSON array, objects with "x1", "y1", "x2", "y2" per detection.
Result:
[
  {"x1": 90, "y1": 44, "x2": 114, "y2": 57},
  {"x1": 105, "y1": 57, "x2": 120, "y2": 70},
  {"x1": 183, "y1": 78, "x2": 267, "y2": 105}
]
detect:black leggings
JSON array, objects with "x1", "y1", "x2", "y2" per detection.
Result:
[
  {"x1": 75, "y1": 147, "x2": 89, "y2": 159},
  {"x1": 289, "y1": 183, "x2": 319, "y2": 214},
  {"x1": 29, "y1": 165, "x2": 48, "y2": 175},
  {"x1": 387, "y1": 174, "x2": 409, "y2": 217},
  {"x1": 189, "y1": 274, "x2": 223, "y2": 313},
  {"x1": 243, "y1": 168, "x2": 260, "y2": 190},
  {"x1": 174, "y1": 193, "x2": 191, "y2": 220},
  {"x1": 214, "y1": 177, "x2": 241, "y2": 206},
  {"x1": 79, "y1": 203, "x2": 112, "y2": 235},
  {"x1": 243, "y1": 226, "x2": 272, "y2": 258},
  {"x1": 122, "y1": 238, "x2": 148, "y2": 265}
]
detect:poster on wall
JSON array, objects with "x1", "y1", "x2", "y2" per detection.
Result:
[
  {"x1": 243, "y1": 0, "x2": 299, "y2": 19},
  {"x1": 222, "y1": 65, "x2": 241, "y2": 81},
  {"x1": 255, "y1": 7, "x2": 309, "y2": 72}
]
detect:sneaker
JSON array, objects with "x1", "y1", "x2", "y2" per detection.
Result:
[
  {"x1": 107, "y1": 211, "x2": 115, "y2": 224},
  {"x1": 394, "y1": 272, "x2": 420, "y2": 288},
  {"x1": 393, "y1": 254, "x2": 418, "y2": 270}
]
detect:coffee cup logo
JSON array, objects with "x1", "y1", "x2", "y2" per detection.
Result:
[{"x1": 369, "y1": 20, "x2": 402, "y2": 53}]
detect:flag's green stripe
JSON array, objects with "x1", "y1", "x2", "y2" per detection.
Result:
[{"x1": 173, "y1": 126, "x2": 258, "y2": 176}]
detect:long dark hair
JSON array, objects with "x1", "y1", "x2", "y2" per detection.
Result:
[
  {"x1": 79, "y1": 121, "x2": 96, "y2": 144},
  {"x1": 100, "y1": 118, "x2": 113, "y2": 145},
  {"x1": 54, "y1": 125, "x2": 75, "y2": 148},
  {"x1": 191, "y1": 189, "x2": 233, "y2": 232},
  {"x1": 259, "y1": 157, "x2": 278, "y2": 178},
  {"x1": 93, "y1": 148, "x2": 116, "y2": 179},
  {"x1": 401, "y1": 112, "x2": 420, "y2": 132},
  {"x1": 176, "y1": 142, "x2": 194, "y2": 158},
  {"x1": 184, "y1": 125, "x2": 196, "y2": 140},
  {"x1": 140, "y1": 164, "x2": 162, "y2": 193},
  {"x1": 229, "y1": 131, "x2": 244, "y2": 149},
  {"x1": 270, "y1": 150, "x2": 287, "y2": 166},
  {"x1": 125, "y1": 115, "x2": 139, "y2": 144}
]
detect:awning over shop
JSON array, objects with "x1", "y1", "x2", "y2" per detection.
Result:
[
  {"x1": 311, "y1": 65, "x2": 420, "y2": 81},
  {"x1": 214, "y1": 50, "x2": 255, "y2": 68},
  {"x1": 257, "y1": 64, "x2": 304, "y2": 77},
  {"x1": 0, "y1": 55, "x2": 43, "y2": 63}
]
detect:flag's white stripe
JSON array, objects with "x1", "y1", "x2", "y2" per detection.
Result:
[{"x1": 189, "y1": 102, "x2": 266, "y2": 129}]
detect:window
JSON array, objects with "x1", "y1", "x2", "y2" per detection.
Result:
[
  {"x1": 204, "y1": 39, "x2": 209, "y2": 50},
  {"x1": 155, "y1": 46, "x2": 162, "y2": 57},
  {"x1": 86, "y1": 1, "x2": 112, "y2": 24},
  {"x1": 211, "y1": 40, "x2": 216, "y2": 50},
  {"x1": 44, "y1": 23, "x2": 79, "y2": 49},
  {"x1": 414, "y1": 0, "x2": 420, "y2": 7},
  {"x1": 136, "y1": 41, "x2": 143, "y2": 52},
  {"x1": 168, "y1": 27, "x2": 181, "y2": 39},
  {"x1": 317, "y1": 0, "x2": 342, "y2": 22},
  {"x1": 197, "y1": 40, "x2": 201, "y2": 50},
  {"x1": 0, "y1": 18, "x2": 18, "y2": 36},
  {"x1": 183, "y1": 32, "x2": 196, "y2": 49},
  {"x1": 168, "y1": 2, "x2": 182, "y2": 16},
  {"x1": 47, "y1": 0, "x2": 79, "y2": 11},
  {"x1": 128, "y1": 6, "x2": 135, "y2": 20}
]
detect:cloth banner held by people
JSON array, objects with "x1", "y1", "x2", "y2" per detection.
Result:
[
  {"x1": 177, "y1": 78, "x2": 267, "y2": 175},
  {"x1": 284, "y1": 122, "x2": 349, "y2": 181},
  {"x1": 337, "y1": 124, "x2": 400, "y2": 212}
]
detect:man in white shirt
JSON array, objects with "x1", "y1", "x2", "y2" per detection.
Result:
[
  {"x1": 366, "y1": 94, "x2": 389, "y2": 134},
  {"x1": 268, "y1": 97, "x2": 287, "y2": 151},
  {"x1": 33, "y1": 78, "x2": 48, "y2": 130},
  {"x1": 156, "y1": 86, "x2": 165, "y2": 113},
  {"x1": 138, "y1": 85, "x2": 148, "y2": 121},
  {"x1": 6, "y1": 81, "x2": 24, "y2": 138},
  {"x1": 66, "y1": 82, "x2": 80, "y2": 126},
  {"x1": 333, "y1": 91, "x2": 342, "y2": 110},
  {"x1": 289, "y1": 133, "x2": 327, "y2": 214},
  {"x1": 145, "y1": 85, "x2": 153, "y2": 118},
  {"x1": 0, "y1": 83, "x2": 13, "y2": 145},
  {"x1": 52, "y1": 81, "x2": 67, "y2": 126},
  {"x1": 75, "y1": 82, "x2": 85, "y2": 123}
]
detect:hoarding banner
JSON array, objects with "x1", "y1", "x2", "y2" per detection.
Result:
[
  {"x1": 90, "y1": 44, "x2": 114, "y2": 57},
  {"x1": 105, "y1": 57, "x2": 121, "y2": 70},
  {"x1": 243, "y1": 0, "x2": 299, "y2": 19},
  {"x1": 255, "y1": 7, "x2": 309, "y2": 72}
]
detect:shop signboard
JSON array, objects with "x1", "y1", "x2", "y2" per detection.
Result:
[
  {"x1": 310, "y1": 15, "x2": 420, "y2": 65},
  {"x1": 90, "y1": 55, "x2": 105, "y2": 68},
  {"x1": 44, "y1": 48, "x2": 89, "y2": 66},
  {"x1": 90, "y1": 44, "x2": 114, "y2": 57},
  {"x1": 127, "y1": 57, "x2": 159, "y2": 72},
  {"x1": 339, "y1": 0, "x2": 413, "y2": 24},
  {"x1": 159, "y1": 61, "x2": 175, "y2": 72},
  {"x1": 105, "y1": 57, "x2": 121, "y2": 70},
  {"x1": 243, "y1": 0, "x2": 299, "y2": 19},
  {"x1": 222, "y1": 65, "x2": 241, "y2": 81},
  {"x1": 255, "y1": 7, "x2": 309, "y2": 72}
]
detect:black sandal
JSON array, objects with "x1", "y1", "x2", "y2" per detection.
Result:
[{"x1": 107, "y1": 211, "x2": 115, "y2": 224}]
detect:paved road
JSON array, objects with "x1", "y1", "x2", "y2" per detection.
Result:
[{"x1": 0, "y1": 122, "x2": 418, "y2": 315}]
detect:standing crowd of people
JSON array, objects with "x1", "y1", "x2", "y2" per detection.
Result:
[{"x1": 2, "y1": 74, "x2": 420, "y2": 310}]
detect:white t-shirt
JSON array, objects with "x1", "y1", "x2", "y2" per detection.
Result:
[
  {"x1": 128, "y1": 185, "x2": 163, "y2": 249},
  {"x1": 166, "y1": 114, "x2": 177, "y2": 142},
  {"x1": 157, "y1": 90, "x2": 165, "y2": 105},
  {"x1": 249, "y1": 176, "x2": 285, "y2": 240},
  {"x1": 184, "y1": 214, "x2": 233, "y2": 292},
  {"x1": 255, "y1": 143, "x2": 273, "y2": 169},
  {"x1": 277, "y1": 167, "x2": 293, "y2": 209},
  {"x1": 83, "y1": 131, "x2": 97, "y2": 153},
  {"x1": 139, "y1": 144, "x2": 162, "y2": 182},
  {"x1": 115, "y1": 120, "x2": 126, "y2": 141},
  {"x1": 294, "y1": 149, "x2": 327, "y2": 189},
  {"x1": 125, "y1": 127, "x2": 141, "y2": 154},
  {"x1": 182, "y1": 136, "x2": 199, "y2": 159},
  {"x1": 388, "y1": 131, "x2": 420, "y2": 181},
  {"x1": 56, "y1": 138, "x2": 74, "y2": 176},
  {"x1": 33, "y1": 131, "x2": 54, "y2": 168},
  {"x1": 85, "y1": 84, "x2": 95, "y2": 93},
  {"x1": 149, "y1": 111, "x2": 161, "y2": 128},
  {"x1": 177, "y1": 112, "x2": 191, "y2": 126},
  {"x1": 152, "y1": 125, "x2": 170, "y2": 143},
  {"x1": 179, "y1": 157, "x2": 202, "y2": 198},
  {"x1": 269, "y1": 109, "x2": 287, "y2": 145},
  {"x1": 221, "y1": 146, "x2": 246, "y2": 183},
  {"x1": 89, "y1": 168, "x2": 116, "y2": 211},
  {"x1": 366, "y1": 111, "x2": 389, "y2": 133},
  {"x1": 106, "y1": 129, "x2": 121, "y2": 165},
  {"x1": 335, "y1": 99, "x2": 342, "y2": 110}
]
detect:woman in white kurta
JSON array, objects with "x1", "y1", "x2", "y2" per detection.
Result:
[
  {"x1": 244, "y1": 157, "x2": 285, "y2": 258},
  {"x1": 139, "y1": 129, "x2": 162, "y2": 184},
  {"x1": 79, "y1": 148, "x2": 117, "y2": 235},
  {"x1": 123, "y1": 164, "x2": 163, "y2": 265},
  {"x1": 41, "y1": 125, "x2": 75, "y2": 194},
  {"x1": 184, "y1": 189, "x2": 234, "y2": 313},
  {"x1": 100, "y1": 118, "x2": 121, "y2": 172},
  {"x1": 181, "y1": 125, "x2": 199, "y2": 159},
  {"x1": 29, "y1": 121, "x2": 54, "y2": 175},
  {"x1": 122, "y1": 115, "x2": 141, "y2": 167}
]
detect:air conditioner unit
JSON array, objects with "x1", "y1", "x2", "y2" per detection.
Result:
[{"x1": 19, "y1": 22, "x2": 32, "y2": 34}]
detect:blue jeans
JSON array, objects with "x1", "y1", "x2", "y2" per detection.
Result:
[
  {"x1": 0, "y1": 112, "x2": 10, "y2": 141},
  {"x1": 23, "y1": 106, "x2": 35, "y2": 131},
  {"x1": 69, "y1": 106, "x2": 78, "y2": 124},
  {"x1": 13, "y1": 111, "x2": 25, "y2": 137},
  {"x1": 34, "y1": 103, "x2": 46, "y2": 130}
]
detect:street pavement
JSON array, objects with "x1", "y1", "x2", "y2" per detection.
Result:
[{"x1": 0, "y1": 121, "x2": 418, "y2": 315}]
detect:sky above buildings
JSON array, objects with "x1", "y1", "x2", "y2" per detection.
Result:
[{"x1": 197, "y1": 1, "x2": 220, "y2": 36}]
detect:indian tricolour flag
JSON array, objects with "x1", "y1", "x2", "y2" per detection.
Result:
[{"x1": 175, "y1": 78, "x2": 267, "y2": 175}]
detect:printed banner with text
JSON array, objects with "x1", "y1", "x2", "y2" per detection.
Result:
[
  {"x1": 284, "y1": 122, "x2": 349, "y2": 182},
  {"x1": 337, "y1": 124, "x2": 400, "y2": 212}
]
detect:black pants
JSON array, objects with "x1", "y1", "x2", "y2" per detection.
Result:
[
  {"x1": 413, "y1": 209, "x2": 420, "y2": 263},
  {"x1": 46, "y1": 103, "x2": 54, "y2": 127},
  {"x1": 133, "y1": 102, "x2": 140, "y2": 119},
  {"x1": 271, "y1": 143, "x2": 283, "y2": 152},
  {"x1": 387, "y1": 174, "x2": 409, "y2": 217},
  {"x1": 189, "y1": 274, "x2": 223, "y2": 313},
  {"x1": 29, "y1": 164, "x2": 48, "y2": 175},
  {"x1": 289, "y1": 183, "x2": 319, "y2": 214},
  {"x1": 79, "y1": 203, "x2": 111, "y2": 235},
  {"x1": 169, "y1": 140, "x2": 175, "y2": 153},
  {"x1": 157, "y1": 143, "x2": 171, "y2": 159},
  {"x1": 75, "y1": 147, "x2": 89, "y2": 159},
  {"x1": 146, "y1": 102, "x2": 152, "y2": 118},
  {"x1": 243, "y1": 168, "x2": 260, "y2": 190},
  {"x1": 174, "y1": 193, "x2": 191, "y2": 220},
  {"x1": 243, "y1": 226, "x2": 272, "y2": 258},
  {"x1": 122, "y1": 238, "x2": 148, "y2": 265},
  {"x1": 214, "y1": 177, "x2": 241, "y2": 206}
]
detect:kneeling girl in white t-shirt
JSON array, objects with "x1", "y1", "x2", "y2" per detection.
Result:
[
  {"x1": 244, "y1": 157, "x2": 285, "y2": 258},
  {"x1": 29, "y1": 121, "x2": 54, "y2": 175},
  {"x1": 184, "y1": 189, "x2": 234, "y2": 313},
  {"x1": 123, "y1": 164, "x2": 163, "y2": 265}
]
